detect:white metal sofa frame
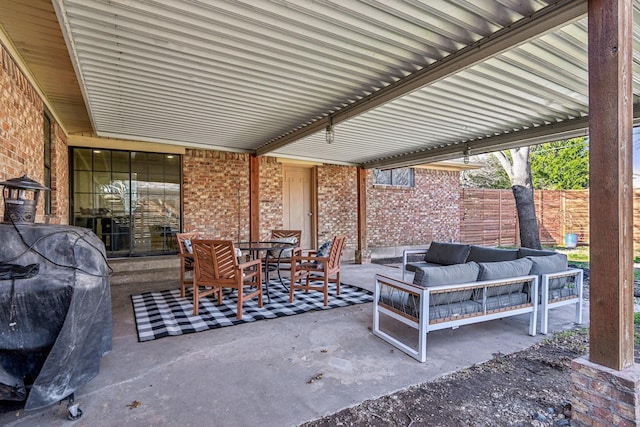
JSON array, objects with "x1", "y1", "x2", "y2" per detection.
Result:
[
  {"x1": 540, "y1": 268, "x2": 584, "y2": 335},
  {"x1": 373, "y1": 274, "x2": 539, "y2": 363}
]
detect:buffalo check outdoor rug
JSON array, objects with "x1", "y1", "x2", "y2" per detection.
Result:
[{"x1": 131, "y1": 279, "x2": 373, "y2": 342}]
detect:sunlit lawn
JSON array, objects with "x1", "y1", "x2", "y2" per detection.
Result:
[{"x1": 551, "y1": 245, "x2": 640, "y2": 280}]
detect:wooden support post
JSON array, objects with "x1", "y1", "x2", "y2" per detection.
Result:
[
  {"x1": 587, "y1": 0, "x2": 634, "y2": 370},
  {"x1": 249, "y1": 155, "x2": 260, "y2": 242},
  {"x1": 355, "y1": 167, "x2": 369, "y2": 264}
]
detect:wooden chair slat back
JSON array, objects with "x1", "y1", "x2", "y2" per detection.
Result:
[
  {"x1": 271, "y1": 230, "x2": 301, "y2": 244},
  {"x1": 192, "y1": 240, "x2": 217, "y2": 281},
  {"x1": 327, "y1": 235, "x2": 346, "y2": 270},
  {"x1": 212, "y1": 240, "x2": 238, "y2": 279}
]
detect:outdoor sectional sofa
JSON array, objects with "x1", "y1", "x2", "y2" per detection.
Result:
[{"x1": 373, "y1": 242, "x2": 583, "y2": 362}]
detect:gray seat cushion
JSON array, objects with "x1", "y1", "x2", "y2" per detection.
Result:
[
  {"x1": 484, "y1": 293, "x2": 530, "y2": 310},
  {"x1": 428, "y1": 300, "x2": 482, "y2": 321},
  {"x1": 467, "y1": 245, "x2": 519, "y2": 263},
  {"x1": 423, "y1": 242, "x2": 471, "y2": 265},
  {"x1": 413, "y1": 262, "x2": 480, "y2": 306}
]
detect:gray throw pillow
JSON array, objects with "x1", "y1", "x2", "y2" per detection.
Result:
[
  {"x1": 467, "y1": 246, "x2": 518, "y2": 263},
  {"x1": 184, "y1": 239, "x2": 193, "y2": 254},
  {"x1": 477, "y1": 258, "x2": 533, "y2": 281},
  {"x1": 269, "y1": 236, "x2": 298, "y2": 258},
  {"x1": 423, "y1": 242, "x2": 471, "y2": 265},
  {"x1": 413, "y1": 262, "x2": 479, "y2": 306},
  {"x1": 316, "y1": 241, "x2": 332, "y2": 257},
  {"x1": 518, "y1": 247, "x2": 557, "y2": 258}
]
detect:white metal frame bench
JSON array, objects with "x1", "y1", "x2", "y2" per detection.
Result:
[{"x1": 373, "y1": 273, "x2": 539, "y2": 362}]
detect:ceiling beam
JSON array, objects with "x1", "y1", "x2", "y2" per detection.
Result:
[
  {"x1": 256, "y1": 0, "x2": 588, "y2": 157},
  {"x1": 363, "y1": 104, "x2": 640, "y2": 170},
  {"x1": 362, "y1": 116, "x2": 589, "y2": 169}
]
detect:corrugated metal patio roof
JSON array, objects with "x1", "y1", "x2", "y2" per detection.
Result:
[{"x1": 2, "y1": 0, "x2": 639, "y2": 168}]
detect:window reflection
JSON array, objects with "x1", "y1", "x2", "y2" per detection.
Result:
[{"x1": 71, "y1": 148, "x2": 181, "y2": 257}]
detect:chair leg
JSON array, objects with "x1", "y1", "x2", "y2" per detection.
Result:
[
  {"x1": 257, "y1": 281, "x2": 263, "y2": 308},
  {"x1": 336, "y1": 271, "x2": 341, "y2": 295},
  {"x1": 236, "y1": 286, "x2": 244, "y2": 320},
  {"x1": 193, "y1": 284, "x2": 199, "y2": 315},
  {"x1": 323, "y1": 275, "x2": 329, "y2": 306}
]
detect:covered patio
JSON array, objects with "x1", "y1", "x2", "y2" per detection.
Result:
[
  {"x1": 1, "y1": 0, "x2": 639, "y2": 424},
  {"x1": 0, "y1": 262, "x2": 587, "y2": 426}
]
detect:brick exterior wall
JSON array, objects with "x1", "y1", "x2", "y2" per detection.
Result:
[
  {"x1": 317, "y1": 164, "x2": 358, "y2": 250},
  {"x1": 48, "y1": 120, "x2": 69, "y2": 224},
  {"x1": 259, "y1": 156, "x2": 283, "y2": 240},
  {"x1": 181, "y1": 152, "x2": 285, "y2": 241},
  {"x1": 368, "y1": 168, "x2": 461, "y2": 248},
  {"x1": 182, "y1": 149, "x2": 251, "y2": 240},
  {"x1": 0, "y1": 43, "x2": 67, "y2": 224},
  {"x1": 571, "y1": 357, "x2": 640, "y2": 426}
]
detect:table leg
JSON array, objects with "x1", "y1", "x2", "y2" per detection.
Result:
[{"x1": 263, "y1": 251, "x2": 271, "y2": 303}]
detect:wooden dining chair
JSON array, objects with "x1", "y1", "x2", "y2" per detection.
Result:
[
  {"x1": 268, "y1": 229, "x2": 302, "y2": 284},
  {"x1": 289, "y1": 235, "x2": 346, "y2": 306},
  {"x1": 190, "y1": 239, "x2": 263, "y2": 318},
  {"x1": 176, "y1": 231, "x2": 199, "y2": 297}
]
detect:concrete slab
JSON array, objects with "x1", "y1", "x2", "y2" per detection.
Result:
[{"x1": 0, "y1": 263, "x2": 589, "y2": 427}]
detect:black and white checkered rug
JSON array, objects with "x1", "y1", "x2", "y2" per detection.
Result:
[{"x1": 131, "y1": 279, "x2": 373, "y2": 342}]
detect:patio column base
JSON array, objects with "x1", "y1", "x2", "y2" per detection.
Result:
[
  {"x1": 571, "y1": 357, "x2": 640, "y2": 426},
  {"x1": 354, "y1": 249, "x2": 371, "y2": 264}
]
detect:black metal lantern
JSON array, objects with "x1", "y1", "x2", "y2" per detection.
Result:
[{"x1": 1, "y1": 174, "x2": 49, "y2": 224}]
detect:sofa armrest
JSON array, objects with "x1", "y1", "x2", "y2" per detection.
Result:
[
  {"x1": 402, "y1": 248, "x2": 429, "y2": 280},
  {"x1": 540, "y1": 268, "x2": 584, "y2": 334}
]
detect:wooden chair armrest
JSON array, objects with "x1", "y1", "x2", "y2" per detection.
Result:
[
  {"x1": 292, "y1": 255, "x2": 328, "y2": 262},
  {"x1": 238, "y1": 258, "x2": 262, "y2": 269}
]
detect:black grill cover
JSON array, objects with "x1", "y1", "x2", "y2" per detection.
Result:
[{"x1": 0, "y1": 223, "x2": 112, "y2": 410}]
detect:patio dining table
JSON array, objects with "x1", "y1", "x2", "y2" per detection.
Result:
[{"x1": 235, "y1": 241, "x2": 295, "y2": 302}]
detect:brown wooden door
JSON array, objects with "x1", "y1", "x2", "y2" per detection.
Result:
[{"x1": 283, "y1": 165, "x2": 314, "y2": 249}]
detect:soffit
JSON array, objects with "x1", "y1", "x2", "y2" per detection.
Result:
[
  {"x1": 3, "y1": 1, "x2": 638, "y2": 168},
  {"x1": 0, "y1": 0, "x2": 91, "y2": 134}
]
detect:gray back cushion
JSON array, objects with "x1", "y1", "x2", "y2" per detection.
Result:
[
  {"x1": 476, "y1": 258, "x2": 533, "y2": 298},
  {"x1": 528, "y1": 253, "x2": 568, "y2": 275},
  {"x1": 518, "y1": 247, "x2": 557, "y2": 258},
  {"x1": 478, "y1": 258, "x2": 533, "y2": 281},
  {"x1": 412, "y1": 262, "x2": 480, "y2": 306},
  {"x1": 423, "y1": 242, "x2": 471, "y2": 265},
  {"x1": 528, "y1": 253, "x2": 568, "y2": 290},
  {"x1": 467, "y1": 246, "x2": 518, "y2": 263}
]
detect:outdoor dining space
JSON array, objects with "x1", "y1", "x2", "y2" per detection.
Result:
[
  {"x1": 0, "y1": 259, "x2": 588, "y2": 426},
  {"x1": 172, "y1": 231, "x2": 348, "y2": 321}
]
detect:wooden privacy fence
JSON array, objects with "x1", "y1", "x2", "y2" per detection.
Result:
[{"x1": 460, "y1": 188, "x2": 601, "y2": 248}]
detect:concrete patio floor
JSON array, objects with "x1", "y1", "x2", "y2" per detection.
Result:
[{"x1": 1, "y1": 262, "x2": 588, "y2": 427}]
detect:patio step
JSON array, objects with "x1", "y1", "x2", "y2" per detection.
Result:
[{"x1": 108, "y1": 255, "x2": 179, "y2": 286}]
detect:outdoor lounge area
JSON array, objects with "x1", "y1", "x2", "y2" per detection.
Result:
[
  {"x1": 3, "y1": 1, "x2": 640, "y2": 424},
  {"x1": 0, "y1": 261, "x2": 588, "y2": 426}
]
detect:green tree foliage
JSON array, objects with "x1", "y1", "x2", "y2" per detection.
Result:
[
  {"x1": 529, "y1": 137, "x2": 589, "y2": 189},
  {"x1": 460, "y1": 154, "x2": 511, "y2": 189},
  {"x1": 461, "y1": 137, "x2": 589, "y2": 190}
]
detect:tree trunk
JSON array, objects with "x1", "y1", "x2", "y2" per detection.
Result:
[{"x1": 512, "y1": 185, "x2": 541, "y2": 249}]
